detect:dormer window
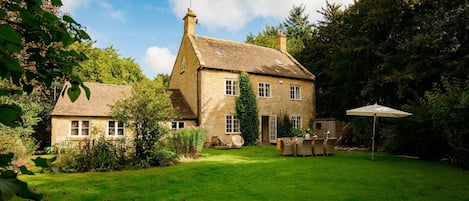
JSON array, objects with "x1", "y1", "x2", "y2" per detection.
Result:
[
  {"x1": 275, "y1": 59, "x2": 283, "y2": 65},
  {"x1": 180, "y1": 56, "x2": 186, "y2": 73},
  {"x1": 215, "y1": 50, "x2": 223, "y2": 56}
]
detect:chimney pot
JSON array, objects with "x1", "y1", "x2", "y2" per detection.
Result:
[
  {"x1": 275, "y1": 32, "x2": 287, "y2": 53},
  {"x1": 183, "y1": 8, "x2": 197, "y2": 35}
]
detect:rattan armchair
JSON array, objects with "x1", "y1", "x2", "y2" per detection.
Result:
[
  {"x1": 296, "y1": 139, "x2": 313, "y2": 157},
  {"x1": 313, "y1": 138, "x2": 325, "y2": 156},
  {"x1": 279, "y1": 139, "x2": 294, "y2": 156},
  {"x1": 324, "y1": 137, "x2": 337, "y2": 156}
]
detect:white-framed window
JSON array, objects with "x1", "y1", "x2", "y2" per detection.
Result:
[
  {"x1": 225, "y1": 114, "x2": 240, "y2": 133},
  {"x1": 225, "y1": 79, "x2": 239, "y2": 96},
  {"x1": 171, "y1": 121, "x2": 185, "y2": 130},
  {"x1": 258, "y1": 82, "x2": 271, "y2": 98},
  {"x1": 107, "y1": 121, "x2": 125, "y2": 136},
  {"x1": 290, "y1": 85, "x2": 301, "y2": 100},
  {"x1": 291, "y1": 115, "x2": 302, "y2": 129},
  {"x1": 180, "y1": 56, "x2": 186, "y2": 73},
  {"x1": 70, "y1": 120, "x2": 90, "y2": 136}
]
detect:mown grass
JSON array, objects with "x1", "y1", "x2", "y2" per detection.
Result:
[{"x1": 17, "y1": 146, "x2": 469, "y2": 201}]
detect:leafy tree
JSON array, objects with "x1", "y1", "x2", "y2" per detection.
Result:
[
  {"x1": 245, "y1": 4, "x2": 312, "y2": 56},
  {"x1": 282, "y1": 4, "x2": 313, "y2": 56},
  {"x1": 69, "y1": 42, "x2": 148, "y2": 85},
  {"x1": 111, "y1": 80, "x2": 176, "y2": 165},
  {"x1": 299, "y1": 0, "x2": 468, "y2": 164},
  {"x1": 245, "y1": 25, "x2": 280, "y2": 49},
  {"x1": 235, "y1": 72, "x2": 259, "y2": 145},
  {"x1": 297, "y1": 1, "x2": 346, "y2": 118},
  {"x1": 0, "y1": 0, "x2": 90, "y2": 127},
  {"x1": 1, "y1": 0, "x2": 90, "y2": 200}
]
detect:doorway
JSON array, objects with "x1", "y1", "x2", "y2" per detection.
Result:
[{"x1": 261, "y1": 115, "x2": 277, "y2": 145}]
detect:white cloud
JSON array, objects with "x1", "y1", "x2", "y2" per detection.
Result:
[
  {"x1": 142, "y1": 47, "x2": 176, "y2": 78},
  {"x1": 169, "y1": 0, "x2": 354, "y2": 32},
  {"x1": 100, "y1": 2, "x2": 126, "y2": 23},
  {"x1": 60, "y1": 0, "x2": 89, "y2": 14}
]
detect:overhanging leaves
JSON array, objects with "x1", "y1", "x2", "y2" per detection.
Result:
[{"x1": 0, "y1": 104, "x2": 23, "y2": 127}]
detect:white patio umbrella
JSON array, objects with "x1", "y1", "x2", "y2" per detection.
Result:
[{"x1": 346, "y1": 103, "x2": 412, "y2": 160}]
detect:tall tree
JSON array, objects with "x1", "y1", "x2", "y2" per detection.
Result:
[
  {"x1": 301, "y1": 0, "x2": 468, "y2": 164},
  {"x1": 69, "y1": 42, "x2": 148, "y2": 85},
  {"x1": 246, "y1": 4, "x2": 313, "y2": 56},
  {"x1": 235, "y1": 72, "x2": 259, "y2": 146},
  {"x1": 282, "y1": 4, "x2": 313, "y2": 56}
]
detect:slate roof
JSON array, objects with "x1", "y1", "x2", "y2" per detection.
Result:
[
  {"x1": 51, "y1": 82, "x2": 132, "y2": 117},
  {"x1": 189, "y1": 35, "x2": 315, "y2": 81}
]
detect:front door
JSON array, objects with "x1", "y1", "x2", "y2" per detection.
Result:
[{"x1": 261, "y1": 115, "x2": 277, "y2": 144}]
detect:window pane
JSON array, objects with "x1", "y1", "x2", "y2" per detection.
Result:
[
  {"x1": 117, "y1": 128, "x2": 124, "y2": 136},
  {"x1": 233, "y1": 81, "x2": 238, "y2": 95},
  {"x1": 71, "y1": 128, "x2": 79, "y2": 135},
  {"x1": 178, "y1": 122, "x2": 185, "y2": 129},
  {"x1": 226, "y1": 115, "x2": 232, "y2": 132},
  {"x1": 71, "y1": 121, "x2": 79, "y2": 135},
  {"x1": 82, "y1": 121, "x2": 90, "y2": 135}
]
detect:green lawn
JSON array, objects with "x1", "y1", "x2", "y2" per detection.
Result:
[{"x1": 17, "y1": 146, "x2": 469, "y2": 201}]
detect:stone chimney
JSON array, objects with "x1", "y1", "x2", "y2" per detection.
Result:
[
  {"x1": 275, "y1": 32, "x2": 287, "y2": 53},
  {"x1": 183, "y1": 8, "x2": 197, "y2": 35}
]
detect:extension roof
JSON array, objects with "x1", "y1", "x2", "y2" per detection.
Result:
[{"x1": 51, "y1": 82, "x2": 131, "y2": 117}]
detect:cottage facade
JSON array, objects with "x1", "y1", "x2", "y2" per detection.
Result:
[
  {"x1": 50, "y1": 82, "x2": 134, "y2": 146},
  {"x1": 168, "y1": 9, "x2": 316, "y2": 144}
]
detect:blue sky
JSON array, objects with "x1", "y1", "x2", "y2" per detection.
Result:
[{"x1": 61, "y1": 0, "x2": 354, "y2": 78}]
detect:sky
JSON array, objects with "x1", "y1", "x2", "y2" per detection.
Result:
[{"x1": 60, "y1": 0, "x2": 354, "y2": 79}]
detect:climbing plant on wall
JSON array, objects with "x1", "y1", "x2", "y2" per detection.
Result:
[{"x1": 235, "y1": 72, "x2": 259, "y2": 145}]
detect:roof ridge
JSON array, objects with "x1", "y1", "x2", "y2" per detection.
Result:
[
  {"x1": 195, "y1": 34, "x2": 281, "y2": 53},
  {"x1": 83, "y1": 82, "x2": 132, "y2": 88}
]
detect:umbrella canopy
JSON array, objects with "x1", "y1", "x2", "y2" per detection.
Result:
[
  {"x1": 346, "y1": 103, "x2": 412, "y2": 160},
  {"x1": 346, "y1": 103, "x2": 412, "y2": 118}
]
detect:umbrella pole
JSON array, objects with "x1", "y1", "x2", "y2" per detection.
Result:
[{"x1": 372, "y1": 114, "x2": 377, "y2": 160}]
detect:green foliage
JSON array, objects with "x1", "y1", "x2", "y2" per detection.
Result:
[
  {"x1": 55, "y1": 138, "x2": 128, "y2": 172},
  {"x1": 145, "y1": 148, "x2": 178, "y2": 167},
  {"x1": 167, "y1": 127, "x2": 207, "y2": 158},
  {"x1": 245, "y1": 4, "x2": 312, "y2": 56},
  {"x1": 69, "y1": 42, "x2": 149, "y2": 85},
  {"x1": 0, "y1": 87, "x2": 42, "y2": 160},
  {"x1": 277, "y1": 111, "x2": 292, "y2": 138},
  {"x1": 235, "y1": 72, "x2": 259, "y2": 145},
  {"x1": 0, "y1": 0, "x2": 91, "y2": 127},
  {"x1": 0, "y1": 153, "x2": 55, "y2": 201},
  {"x1": 292, "y1": 0, "x2": 468, "y2": 164},
  {"x1": 390, "y1": 78, "x2": 469, "y2": 168},
  {"x1": 111, "y1": 80, "x2": 176, "y2": 163}
]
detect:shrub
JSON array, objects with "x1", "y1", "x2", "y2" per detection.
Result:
[
  {"x1": 167, "y1": 127, "x2": 206, "y2": 158},
  {"x1": 55, "y1": 137, "x2": 128, "y2": 172},
  {"x1": 147, "y1": 148, "x2": 178, "y2": 167},
  {"x1": 277, "y1": 111, "x2": 292, "y2": 138}
]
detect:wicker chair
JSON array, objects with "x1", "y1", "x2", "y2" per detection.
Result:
[
  {"x1": 279, "y1": 139, "x2": 294, "y2": 156},
  {"x1": 217, "y1": 135, "x2": 232, "y2": 149},
  {"x1": 231, "y1": 135, "x2": 244, "y2": 148},
  {"x1": 296, "y1": 139, "x2": 313, "y2": 157},
  {"x1": 324, "y1": 137, "x2": 337, "y2": 156},
  {"x1": 313, "y1": 138, "x2": 325, "y2": 156}
]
